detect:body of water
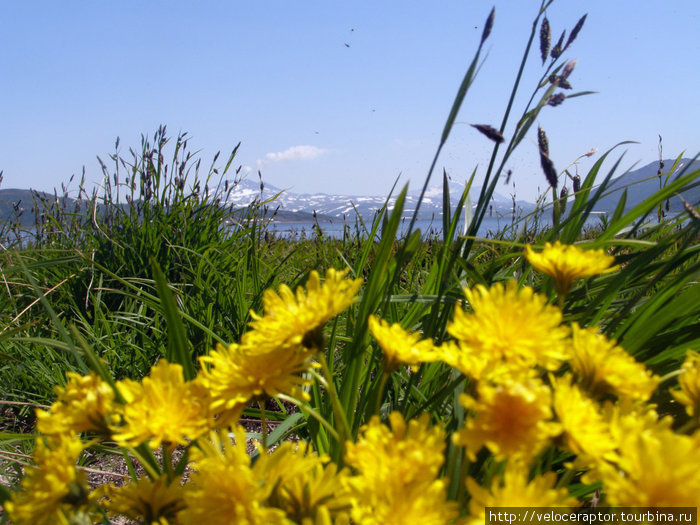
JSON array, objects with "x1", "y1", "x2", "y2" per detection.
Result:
[{"x1": 264, "y1": 214, "x2": 606, "y2": 240}]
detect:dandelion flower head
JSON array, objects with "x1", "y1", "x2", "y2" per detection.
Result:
[
  {"x1": 601, "y1": 399, "x2": 672, "y2": 456},
  {"x1": 454, "y1": 373, "x2": 559, "y2": 462},
  {"x1": 448, "y1": 280, "x2": 569, "y2": 373},
  {"x1": 99, "y1": 475, "x2": 186, "y2": 524},
  {"x1": 552, "y1": 375, "x2": 617, "y2": 464},
  {"x1": 199, "y1": 340, "x2": 317, "y2": 420},
  {"x1": 244, "y1": 268, "x2": 361, "y2": 351},
  {"x1": 587, "y1": 426, "x2": 700, "y2": 506},
  {"x1": 5, "y1": 435, "x2": 89, "y2": 525},
  {"x1": 36, "y1": 371, "x2": 117, "y2": 437},
  {"x1": 369, "y1": 315, "x2": 438, "y2": 373},
  {"x1": 254, "y1": 442, "x2": 352, "y2": 522},
  {"x1": 181, "y1": 426, "x2": 287, "y2": 525},
  {"x1": 525, "y1": 241, "x2": 618, "y2": 296},
  {"x1": 569, "y1": 323, "x2": 659, "y2": 402},
  {"x1": 112, "y1": 360, "x2": 213, "y2": 449},
  {"x1": 671, "y1": 350, "x2": 700, "y2": 418},
  {"x1": 465, "y1": 462, "x2": 577, "y2": 525},
  {"x1": 344, "y1": 412, "x2": 458, "y2": 525}
]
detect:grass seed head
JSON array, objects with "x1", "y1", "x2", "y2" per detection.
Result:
[
  {"x1": 481, "y1": 7, "x2": 496, "y2": 44},
  {"x1": 547, "y1": 93, "x2": 566, "y2": 107},
  {"x1": 559, "y1": 186, "x2": 568, "y2": 214},
  {"x1": 573, "y1": 174, "x2": 581, "y2": 193},
  {"x1": 540, "y1": 152, "x2": 558, "y2": 189},
  {"x1": 551, "y1": 30, "x2": 566, "y2": 59},
  {"x1": 471, "y1": 124, "x2": 505, "y2": 144},
  {"x1": 537, "y1": 126, "x2": 549, "y2": 156},
  {"x1": 564, "y1": 14, "x2": 587, "y2": 52},
  {"x1": 540, "y1": 17, "x2": 551, "y2": 64},
  {"x1": 561, "y1": 59, "x2": 577, "y2": 81}
]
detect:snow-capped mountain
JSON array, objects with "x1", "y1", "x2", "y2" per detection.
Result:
[{"x1": 221, "y1": 178, "x2": 533, "y2": 221}]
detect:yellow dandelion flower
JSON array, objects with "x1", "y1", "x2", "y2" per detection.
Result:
[
  {"x1": 112, "y1": 360, "x2": 213, "y2": 449},
  {"x1": 551, "y1": 375, "x2": 617, "y2": 463},
  {"x1": 5, "y1": 435, "x2": 90, "y2": 525},
  {"x1": 344, "y1": 412, "x2": 458, "y2": 525},
  {"x1": 601, "y1": 399, "x2": 672, "y2": 454},
  {"x1": 245, "y1": 267, "x2": 362, "y2": 351},
  {"x1": 350, "y1": 479, "x2": 456, "y2": 525},
  {"x1": 454, "y1": 373, "x2": 559, "y2": 462},
  {"x1": 438, "y1": 340, "x2": 490, "y2": 380},
  {"x1": 197, "y1": 269, "x2": 359, "y2": 420},
  {"x1": 99, "y1": 475, "x2": 186, "y2": 524},
  {"x1": 36, "y1": 371, "x2": 117, "y2": 437},
  {"x1": 368, "y1": 315, "x2": 438, "y2": 372},
  {"x1": 199, "y1": 340, "x2": 317, "y2": 419},
  {"x1": 447, "y1": 280, "x2": 570, "y2": 374},
  {"x1": 254, "y1": 442, "x2": 352, "y2": 523},
  {"x1": 569, "y1": 323, "x2": 659, "y2": 402},
  {"x1": 671, "y1": 350, "x2": 700, "y2": 417},
  {"x1": 181, "y1": 426, "x2": 288, "y2": 525},
  {"x1": 525, "y1": 241, "x2": 618, "y2": 297},
  {"x1": 465, "y1": 462, "x2": 577, "y2": 525},
  {"x1": 345, "y1": 412, "x2": 446, "y2": 485},
  {"x1": 590, "y1": 427, "x2": 700, "y2": 506}
]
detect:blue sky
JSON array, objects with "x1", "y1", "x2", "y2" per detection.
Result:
[{"x1": 1, "y1": 1, "x2": 698, "y2": 202}]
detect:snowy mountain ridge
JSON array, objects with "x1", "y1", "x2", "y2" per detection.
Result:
[{"x1": 221, "y1": 178, "x2": 532, "y2": 221}]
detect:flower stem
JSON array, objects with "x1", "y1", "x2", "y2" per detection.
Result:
[
  {"x1": 162, "y1": 443, "x2": 173, "y2": 482},
  {"x1": 317, "y1": 353, "x2": 351, "y2": 444},
  {"x1": 259, "y1": 399, "x2": 268, "y2": 452},
  {"x1": 374, "y1": 371, "x2": 390, "y2": 415}
]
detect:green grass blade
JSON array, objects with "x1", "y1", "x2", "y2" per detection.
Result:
[{"x1": 150, "y1": 258, "x2": 196, "y2": 380}]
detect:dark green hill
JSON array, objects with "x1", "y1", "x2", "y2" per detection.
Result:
[
  {"x1": 590, "y1": 158, "x2": 700, "y2": 214},
  {"x1": 0, "y1": 188, "x2": 333, "y2": 228},
  {"x1": 0, "y1": 189, "x2": 72, "y2": 227}
]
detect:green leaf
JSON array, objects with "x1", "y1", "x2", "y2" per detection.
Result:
[
  {"x1": 151, "y1": 258, "x2": 196, "y2": 380},
  {"x1": 0, "y1": 432, "x2": 38, "y2": 442}
]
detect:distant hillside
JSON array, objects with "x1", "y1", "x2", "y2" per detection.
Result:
[
  {"x1": 0, "y1": 189, "x2": 71, "y2": 227},
  {"x1": 590, "y1": 158, "x2": 700, "y2": 214},
  {"x1": 0, "y1": 188, "x2": 333, "y2": 226},
  {"x1": 7, "y1": 159, "x2": 697, "y2": 228}
]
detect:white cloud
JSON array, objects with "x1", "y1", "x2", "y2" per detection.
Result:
[{"x1": 264, "y1": 145, "x2": 327, "y2": 163}]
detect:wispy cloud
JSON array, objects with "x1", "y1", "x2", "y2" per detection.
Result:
[{"x1": 263, "y1": 145, "x2": 328, "y2": 163}]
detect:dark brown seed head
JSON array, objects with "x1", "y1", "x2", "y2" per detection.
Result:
[
  {"x1": 481, "y1": 7, "x2": 496, "y2": 44},
  {"x1": 560, "y1": 186, "x2": 569, "y2": 214},
  {"x1": 505, "y1": 169, "x2": 513, "y2": 185},
  {"x1": 551, "y1": 30, "x2": 566, "y2": 59},
  {"x1": 549, "y1": 74, "x2": 559, "y2": 85},
  {"x1": 540, "y1": 152, "x2": 558, "y2": 189},
  {"x1": 471, "y1": 124, "x2": 505, "y2": 144},
  {"x1": 573, "y1": 174, "x2": 581, "y2": 193},
  {"x1": 564, "y1": 14, "x2": 587, "y2": 52},
  {"x1": 540, "y1": 17, "x2": 551, "y2": 64},
  {"x1": 547, "y1": 93, "x2": 566, "y2": 107},
  {"x1": 558, "y1": 78, "x2": 572, "y2": 90},
  {"x1": 657, "y1": 160, "x2": 665, "y2": 176},
  {"x1": 561, "y1": 59, "x2": 577, "y2": 81},
  {"x1": 537, "y1": 126, "x2": 549, "y2": 156}
]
